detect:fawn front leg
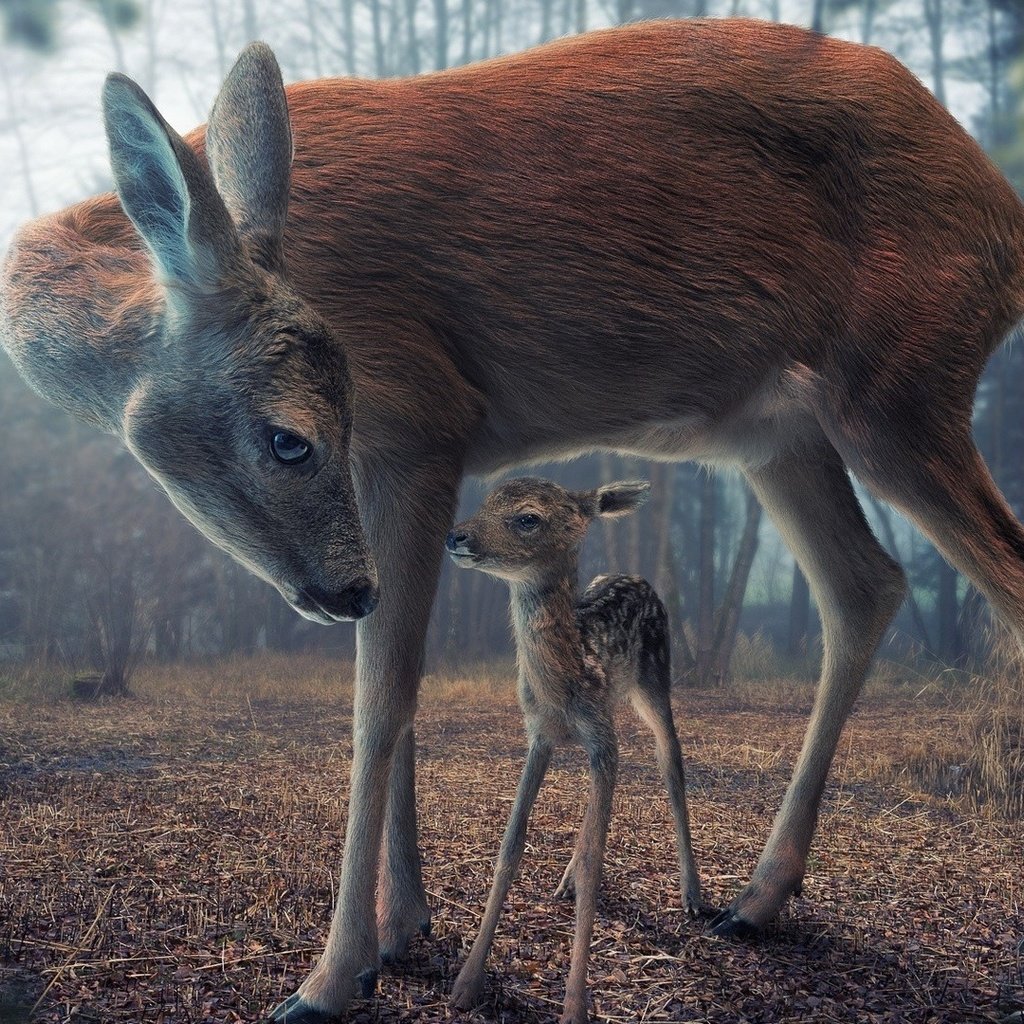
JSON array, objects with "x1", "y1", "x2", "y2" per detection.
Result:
[
  {"x1": 269, "y1": 461, "x2": 459, "y2": 1023},
  {"x1": 451, "y1": 738, "x2": 553, "y2": 1010},
  {"x1": 561, "y1": 725, "x2": 618, "y2": 1024}
]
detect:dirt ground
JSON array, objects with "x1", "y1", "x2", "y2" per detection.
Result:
[{"x1": 0, "y1": 676, "x2": 1021, "y2": 1023}]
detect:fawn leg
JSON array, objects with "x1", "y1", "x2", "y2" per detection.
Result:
[
  {"x1": 451, "y1": 738, "x2": 553, "y2": 1010},
  {"x1": 630, "y1": 686, "x2": 702, "y2": 915},
  {"x1": 560, "y1": 723, "x2": 618, "y2": 1024}
]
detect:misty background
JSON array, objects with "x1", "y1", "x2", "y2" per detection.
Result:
[{"x1": 0, "y1": 0, "x2": 1022, "y2": 692}]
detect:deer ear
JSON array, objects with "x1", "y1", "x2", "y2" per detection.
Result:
[
  {"x1": 594, "y1": 480, "x2": 651, "y2": 518},
  {"x1": 205, "y1": 42, "x2": 293, "y2": 271},
  {"x1": 103, "y1": 73, "x2": 239, "y2": 292}
]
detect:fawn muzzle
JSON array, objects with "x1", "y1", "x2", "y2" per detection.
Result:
[{"x1": 445, "y1": 528, "x2": 478, "y2": 564}]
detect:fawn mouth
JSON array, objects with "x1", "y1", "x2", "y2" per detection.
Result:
[{"x1": 446, "y1": 548, "x2": 480, "y2": 567}]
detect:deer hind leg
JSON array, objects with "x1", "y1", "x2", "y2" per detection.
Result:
[
  {"x1": 630, "y1": 648, "x2": 702, "y2": 916},
  {"x1": 451, "y1": 737, "x2": 552, "y2": 1011},
  {"x1": 709, "y1": 440, "x2": 905, "y2": 937},
  {"x1": 837, "y1": 423, "x2": 1024, "y2": 650}
]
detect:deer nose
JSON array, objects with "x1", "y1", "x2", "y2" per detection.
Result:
[{"x1": 305, "y1": 578, "x2": 379, "y2": 619}]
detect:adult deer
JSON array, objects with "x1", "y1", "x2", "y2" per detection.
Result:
[{"x1": 3, "y1": 18, "x2": 1023, "y2": 1023}]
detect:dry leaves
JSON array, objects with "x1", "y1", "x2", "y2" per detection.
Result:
[{"x1": 0, "y1": 685, "x2": 1021, "y2": 1023}]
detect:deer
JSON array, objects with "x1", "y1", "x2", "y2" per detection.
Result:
[
  {"x1": 3, "y1": 17, "x2": 1024, "y2": 1023},
  {"x1": 445, "y1": 476, "x2": 702, "y2": 1024}
]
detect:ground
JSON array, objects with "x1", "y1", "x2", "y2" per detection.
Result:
[{"x1": 0, "y1": 661, "x2": 1021, "y2": 1023}]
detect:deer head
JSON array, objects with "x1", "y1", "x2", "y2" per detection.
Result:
[{"x1": 0, "y1": 45, "x2": 377, "y2": 623}]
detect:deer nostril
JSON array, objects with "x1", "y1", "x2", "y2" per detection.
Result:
[
  {"x1": 344, "y1": 578, "x2": 379, "y2": 618},
  {"x1": 302, "y1": 579, "x2": 379, "y2": 620},
  {"x1": 446, "y1": 530, "x2": 472, "y2": 551}
]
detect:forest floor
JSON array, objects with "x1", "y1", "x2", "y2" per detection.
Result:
[{"x1": 0, "y1": 658, "x2": 1022, "y2": 1024}]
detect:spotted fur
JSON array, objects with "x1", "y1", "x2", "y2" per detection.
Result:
[{"x1": 447, "y1": 478, "x2": 701, "y2": 1023}]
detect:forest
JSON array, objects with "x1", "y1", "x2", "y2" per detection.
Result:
[{"x1": 0, "y1": 0, "x2": 1022, "y2": 692}]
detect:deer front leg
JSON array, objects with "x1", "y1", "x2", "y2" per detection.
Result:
[
  {"x1": 451, "y1": 738, "x2": 552, "y2": 1010},
  {"x1": 269, "y1": 460, "x2": 460, "y2": 1023},
  {"x1": 708, "y1": 444, "x2": 904, "y2": 937},
  {"x1": 561, "y1": 723, "x2": 618, "y2": 1024},
  {"x1": 378, "y1": 726, "x2": 432, "y2": 962}
]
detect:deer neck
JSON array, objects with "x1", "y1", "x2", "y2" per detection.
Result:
[
  {"x1": 509, "y1": 561, "x2": 583, "y2": 707},
  {"x1": 1, "y1": 206, "x2": 164, "y2": 435}
]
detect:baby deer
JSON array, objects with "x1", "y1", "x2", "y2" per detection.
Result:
[{"x1": 445, "y1": 477, "x2": 701, "y2": 1024}]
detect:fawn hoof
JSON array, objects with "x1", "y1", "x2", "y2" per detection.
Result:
[
  {"x1": 706, "y1": 907, "x2": 760, "y2": 940},
  {"x1": 267, "y1": 993, "x2": 338, "y2": 1023},
  {"x1": 554, "y1": 859, "x2": 577, "y2": 901},
  {"x1": 450, "y1": 969, "x2": 485, "y2": 1011},
  {"x1": 558, "y1": 1001, "x2": 592, "y2": 1024}
]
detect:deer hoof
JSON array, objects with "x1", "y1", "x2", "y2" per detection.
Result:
[
  {"x1": 267, "y1": 993, "x2": 338, "y2": 1023},
  {"x1": 706, "y1": 907, "x2": 760, "y2": 940}
]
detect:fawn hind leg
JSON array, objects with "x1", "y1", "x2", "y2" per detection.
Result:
[{"x1": 630, "y1": 653, "x2": 702, "y2": 916}]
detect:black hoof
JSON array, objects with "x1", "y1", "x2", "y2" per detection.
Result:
[
  {"x1": 267, "y1": 993, "x2": 337, "y2": 1023},
  {"x1": 706, "y1": 908, "x2": 760, "y2": 940},
  {"x1": 357, "y1": 968, "x2": 378, "y2": 999}
]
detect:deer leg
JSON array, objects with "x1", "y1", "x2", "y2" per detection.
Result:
[
  {"x1": 560, "y1": 721, "x2": 618, "y2": 1024},
  {"x1": 630, "y1": 685, "x2": 702, "y2": 916},
  {"x1": 842, "y1": 429, "x2": 1024, "y2": 650},
  {"x1": 269, "y1": 463, "x2": 460, "y2": 1022},
  {"x1": 378, "y1": 726, "x2": 431, "y2": 962},
  {"x1": 451, "y1": 737, "x2": 553, "y2": 1010},
  {"x1": 709, "y1": 441, "x2": 905, "y2": 937}
]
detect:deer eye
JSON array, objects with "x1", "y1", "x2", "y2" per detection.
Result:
[
  {"x1": 512, "y1": 513, "x2": 542, "y2": 532},
  {"x1": 270, "y1": 429, "x2": 312, "y2": 465}
]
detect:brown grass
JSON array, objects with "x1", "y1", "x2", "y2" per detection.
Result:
[{"x1": 0, "y1": 653, "x2": 1022, "y2": 1023}]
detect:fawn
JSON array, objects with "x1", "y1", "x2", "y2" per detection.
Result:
[{"x1": 445, "y1": 477, "x2": 701, "y2": 1024}]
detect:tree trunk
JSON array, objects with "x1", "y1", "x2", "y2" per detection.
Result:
[
  {"x1": 710, "y1": 489, "x2": 762, "y2": 683},
  {"x1": 342, "y1": 0, "x2": 357, "y2": 74},
  {"x1": 937, "y1": 559, "x2": 961, "y2": 662},
  {"x1": 435, "y1": 0, "x2": 448, "y2": 68},
  {"x1": 866, "y1": 494, "x2": 931, "y2": 651},
  {"x1": 788, "y1": 564, "x2": 810, "y2": 658},
  {"x1": 923, "y1": 0, "x2": 947, "y2": 106},
  {"x1": 696, "y1": 472, "x2": 716, "y2": 684}
]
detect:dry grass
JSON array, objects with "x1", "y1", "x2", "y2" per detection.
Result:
[{"x1": 0, "y1": 654, "x2": 1022, "y2": 1023}]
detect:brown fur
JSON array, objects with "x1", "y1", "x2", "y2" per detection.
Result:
[{"x1": 3, "y1": 20, "x2": 1024, "y2": 1021}]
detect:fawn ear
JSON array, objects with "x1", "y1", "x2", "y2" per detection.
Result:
[
  {"x1": 593, "y1": 480, "x2": 651, "y2": 518},
  {"x1": 103, "y1": 73, "x2": 240, "y2": 292},
  {"x1": 206, "y1": 42, "x2": 293, "y2": 271}
]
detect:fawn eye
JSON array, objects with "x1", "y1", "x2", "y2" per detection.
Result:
[
  {"x1": 512, "y1": 513, "x2": 542, "y2": 532},
  {"x1": 270, "y1": 430, "x2": 312, "y2": 465}
]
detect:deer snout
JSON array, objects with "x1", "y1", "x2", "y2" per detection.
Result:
[{"x1": 302, "y1": 578, "x2": 379, "y2": 620}]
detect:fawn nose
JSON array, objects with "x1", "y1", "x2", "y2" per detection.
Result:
[
  {"x1": 446, "y1": 529, "x2": 472, "y2": 552},
  {"x1": 304, "y1": 578, "x2": 379, "y2": 620}
]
